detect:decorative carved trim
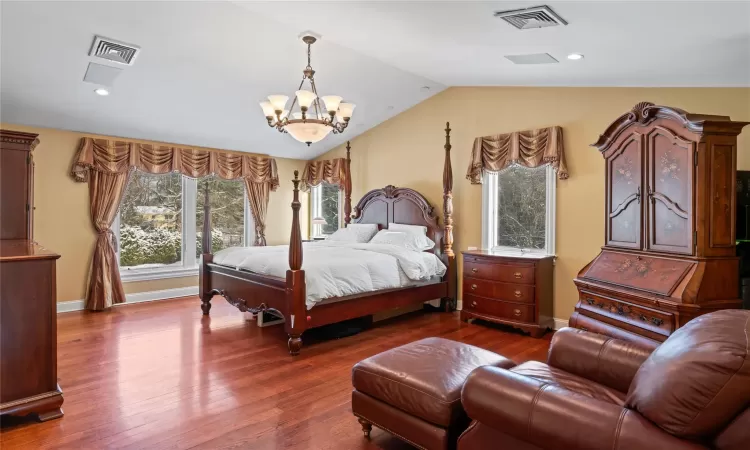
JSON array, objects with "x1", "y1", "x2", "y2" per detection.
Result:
[
  {"x1": 0, "y1": 130, "x2": 40, "y2": 151},
  {"x1": 209, "y1": 289, "x2": 284, "y2": 318},
  {"x1": 352, "y1": 186, "x2": 437, "y2": 220},
  {"x1": 592, "y1": 102, "x2": 747, "y2": 154}
]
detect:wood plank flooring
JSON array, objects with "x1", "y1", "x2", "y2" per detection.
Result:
[{"x1": 0, "y1": 297, "x2": 552, "y2": 449}]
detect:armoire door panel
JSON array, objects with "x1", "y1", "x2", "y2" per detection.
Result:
[
  {"x1": 606, "y1": 134, "x2": 643, "y2": 249},
  {"x1": 708, "y1": 143, "x2": 735, "y2": 248},
  {"x1": 646, "y1": 126, "x2": 694, "y2": 255}
]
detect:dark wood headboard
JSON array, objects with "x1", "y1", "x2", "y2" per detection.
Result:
[{"x1": 351, "y1": 186, "x2": 444, "y2": 258}]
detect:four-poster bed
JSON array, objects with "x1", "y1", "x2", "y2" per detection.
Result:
[{"x1": 199, "y1": 124, "x2": 457, "y2": 355}]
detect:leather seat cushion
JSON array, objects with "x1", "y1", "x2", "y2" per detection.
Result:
[
  {"x1": 510, "y1": 361, "x2": 627, "y2": 406},
  {"x1": 352, "y1": 337, "x2": 515, "y2": 427}
]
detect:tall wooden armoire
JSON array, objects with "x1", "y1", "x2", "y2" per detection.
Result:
[
  {"x1": 0, "y1": 130, "x2": 64, "y2": 422},
  {"x1": 572, "y1": 103, "x2": 749, "y2": 348}
]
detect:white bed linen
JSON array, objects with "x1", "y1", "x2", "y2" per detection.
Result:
[{"x1": 212, "y1": 241, "x2": 446, "y2": 310}]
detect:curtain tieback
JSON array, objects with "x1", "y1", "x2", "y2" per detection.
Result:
[{"x1": 98, "y1": 229, "x2": 118, "y2": 252}]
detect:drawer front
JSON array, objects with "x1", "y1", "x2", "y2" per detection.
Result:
[
  {"x1": 464, "y1": 258, "x2": 535, "y2": 284},
  {"x1": 578, "y1": 291, "x2": 674, "y2": 338},
  {"x1": 464, "y1": 277, "x2": 535, "y2": 304},
  {"x1": 464, "y1": 294, "x2": 535, "y2": 323}
]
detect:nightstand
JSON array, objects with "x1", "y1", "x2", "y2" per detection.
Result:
[{"x1": 461, "y1": 250, "x2": 554, "y2": 338}]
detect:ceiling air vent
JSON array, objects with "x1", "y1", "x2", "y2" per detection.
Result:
[
  {"x1": 494, "y1": 5, "x2": 568, "y2": 30},
  {"x1": 89, "y1": 36, "x2": 141, "y2": 65}
]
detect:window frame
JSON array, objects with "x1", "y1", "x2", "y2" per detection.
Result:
[
  {"x1": 310, "y1": 182, "x2": 343, "y2": 238},
  {"x1": 481, "y1": 165, "x2": 556, "y2": 256},
  {"x1": 114, "y1": 174, "x2": 255, "y2": 282}
]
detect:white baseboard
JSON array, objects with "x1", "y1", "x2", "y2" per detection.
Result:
[{"x1": 57, "y1": 286, "x2": 198, "y2": 313}]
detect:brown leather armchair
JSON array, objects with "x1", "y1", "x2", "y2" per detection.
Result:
[{"x1": 458, "y1": 310, "x2": 750, "y2": 450}]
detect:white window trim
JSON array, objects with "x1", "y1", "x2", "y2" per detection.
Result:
[
  {"x1": 115, "y1": 175, "x2": 254, "y2": 282},
  {"x1": 481, "y1": 165, "x2": 556, "y2": 256},
  {"x1": 310, "y1": 183, "x2": 343, "y2": 238}
]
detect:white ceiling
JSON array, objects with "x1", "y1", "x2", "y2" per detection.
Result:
[{"x1": 1, "y1": 1, "x2": 749, "y2": 159}]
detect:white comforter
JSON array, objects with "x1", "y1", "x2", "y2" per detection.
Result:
[{"x1": 212, "y1": 241, "x2": 447, "y2": 309}]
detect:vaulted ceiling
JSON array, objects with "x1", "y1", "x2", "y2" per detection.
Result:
[{"x1": 1, "y1": 1, "x2": 748, "y2": 159}]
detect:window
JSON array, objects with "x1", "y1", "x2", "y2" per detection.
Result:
[
  {"x1": 115, "y1": 171, "x2": 254, "y2": 281},
  {"x1": 311, "y1": 182, "x2": 342, "y2": 237},
  {"x1": 482, "y1": 165, "x2": 556, "y2": 255}
]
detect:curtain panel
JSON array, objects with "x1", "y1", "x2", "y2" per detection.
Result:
[
  {"x1": 466, "y1": 126, "x2": 569, "y2": 183},
  {"x1": 300, "y1": 158, "x2": 347, "y2": 191},
  {"x1": 71, "y1": 137, "x2": 279, "y2": 311}
]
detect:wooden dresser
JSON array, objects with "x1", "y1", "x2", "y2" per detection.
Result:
[
  {"x1": 461, "y1": 250, "x2": 554, "y2": 337},
  {"x1": 0, "y1": 130, "x2": 64, "y2": 422},
  {"x1": 573, "y1": 103, "x2": 749, "y2": 348}
]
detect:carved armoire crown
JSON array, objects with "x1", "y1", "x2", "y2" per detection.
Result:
[{"x1": 572, "y1": 102, "x2": 749, "y2": 348}]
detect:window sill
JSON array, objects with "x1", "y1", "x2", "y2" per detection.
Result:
[
  {"x1": 488, "y1": 248, "x2": 556, "y2": 258},
  {"x1": 120, "y1": 266, "x2": 198, "y2": 283}
]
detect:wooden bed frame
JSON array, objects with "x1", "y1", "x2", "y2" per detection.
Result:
[{"x1": 199, "y1": 123, "x2": 456, "y2": 355}]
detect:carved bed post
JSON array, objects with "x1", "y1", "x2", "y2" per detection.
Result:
[
  {"x1": 199, "y1": 180, "x2": 213, "y2": 315},
  {"x1": 442, "y1": 122, "x2": 457, "y2": 312},
  {"x1": 344, "y1": 141, "x2": 352, "y2": 226},
  {"x1": 286, "y1": 170, "x2": 307, "y2": 355}
]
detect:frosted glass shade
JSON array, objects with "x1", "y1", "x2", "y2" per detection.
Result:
[
  {"x1": 267, "y1": 95, "x2": 289, "y2": 111},
  {"x1": 321, "y1": 95, "x2": 343, "y2": 114},
  {"x1": 311, "y1": 217, "x2": 327, "y2": 225},
  {"x1": 295, "y1": 90, "x2": 317, "y2": 109},
  {"x1": 337, "y1": 102, "x2": 356, "y2": 119},
  {"x1": 259, "y1": 101, "x2": 275, "y2": 117},
  {"x1": 285, "y1": 122, "x2": 334, "y2": 144}
]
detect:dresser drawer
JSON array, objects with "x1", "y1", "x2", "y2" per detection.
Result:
[
  {"x1": 463, "y1": 277, "x2": 534, "y2": 304},
  {"x1": 578, "y1": 291, "x2": 674, "y2": 339},
  {"x1": 463, "y1": 259, "x2": 535, "y2": 284},
  {"x1": 464, "y1": 294, "x2": 535, "y2": 323}
]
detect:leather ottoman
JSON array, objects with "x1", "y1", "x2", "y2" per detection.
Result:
[{"x1": 351, "y1": 337, "x2": 516, "y2": 450}]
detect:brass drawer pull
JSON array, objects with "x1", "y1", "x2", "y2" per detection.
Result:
[
  {"x1": 471, "y1": 268, "x2": 478, "y2": 273},
  {"x1": 471, "y1": 301, "x2": 477, "y2": 307},
  {"x1": 513, "y1": 309, "x2": 521, "y2": 317},
  {"x1": 471, "y1": 284, "x2": 477, "y2": 290},
  {"x1": 514, "y1": 272, "x2": 522, "y2": 279},
  {"x1": 514, "y1": 290, "x2": 522, "y2": 298}
]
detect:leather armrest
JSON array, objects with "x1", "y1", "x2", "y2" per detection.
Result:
[
  {"x1": 461, "y1": 366, "x2": 705, "y2": 450},
  {"x1": 547, "y1": 327, "x2": 653, "y2": 393}
]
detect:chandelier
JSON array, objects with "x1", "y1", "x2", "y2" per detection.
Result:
[{"x1": 260, "y1": 35, "x2": 355, "y2": 146}]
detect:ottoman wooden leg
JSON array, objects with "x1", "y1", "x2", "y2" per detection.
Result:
[{"x1": 358, "y1": 418, "x2": 373, "y2": 439}]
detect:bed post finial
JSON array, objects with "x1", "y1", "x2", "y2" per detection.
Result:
[
  {"x1": 443, "y1": 122, "x2": 454, "y2": 258},
  {"x1": 202, "y1": 179, "x2": 212, "y2": 254},
  {"x1": 289, "y1": 170, "x2": 303, "y2": 271},
  {"x1": 344, "y1": 141, "x2": 352, "y2": 226}
]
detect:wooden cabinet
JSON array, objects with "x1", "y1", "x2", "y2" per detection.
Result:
[
  {"x1": 574, "y1": 103, "x2": 748, "y2": 347},
  {"x1": 461, "y1": 250, "x2": 554, "y2": 338},
  {"x1": 0, "y1": 130, "x2": 64, "y2": 422}
]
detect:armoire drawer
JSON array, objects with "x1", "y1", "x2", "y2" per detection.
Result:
[{"x1": 578, "y1": 291, "x2": 674, "y2": 338}]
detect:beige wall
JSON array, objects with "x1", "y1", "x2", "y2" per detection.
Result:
[
  {"x1": 320, "y1": 87, "x2": 750, "y2": 320},
  {"x1": 0, "y1": 123, "x2": 308, "y2": 302}
]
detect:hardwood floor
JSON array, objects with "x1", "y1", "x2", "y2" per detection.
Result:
[{"x1": 0, "y1": 297, "x2": 552, "y2": 449}]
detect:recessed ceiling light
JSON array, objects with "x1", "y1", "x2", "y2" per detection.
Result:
[
  {"x1": 567, "y1": 53, "x2": 584, "y2": 61},
  {"x1": 94, "y1": 88, "x2": 110, "y2": 96}
]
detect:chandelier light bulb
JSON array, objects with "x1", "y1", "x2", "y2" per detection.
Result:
[
  {"x1": 259, "y1": 101, "x2": 275, "y2": 118},
  {"x1": 321, "y1": 95, "x2": 343, "y2": 114},
  {"x1": 337, "y1": 103, "x2": 356, "y2": 119},
  {"x1": 295, "y1": 90, "x2": 317, "y2": 110},
  {"x1": 267, "y1": 95, "x2": 289, "y2": 112}
]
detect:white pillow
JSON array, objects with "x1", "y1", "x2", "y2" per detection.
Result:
[
  {"x1": 389, "y1": 223, "x2": 428, "y2": 236},
  {"x1": 346, "y1": 223, "x2": 379, "y2": 242},
  {"x1": 369, "y1": 230, "x2": 435, "y2": 252},
  {"x1": 326, "y1": 228, "x2": 359, "y2": 242}
]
